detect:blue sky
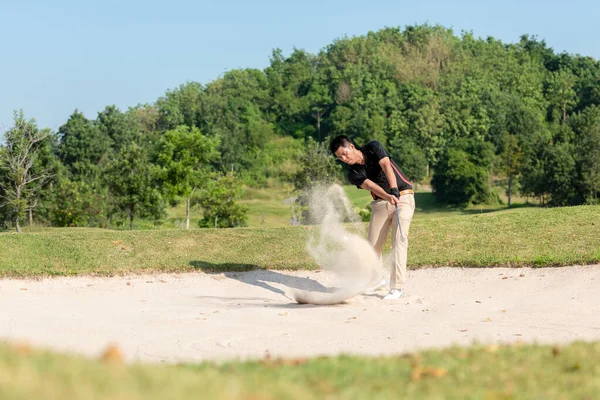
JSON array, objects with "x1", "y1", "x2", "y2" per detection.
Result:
[{"x1": 1, "y1": 0, "x2": 598, "y2": 131}]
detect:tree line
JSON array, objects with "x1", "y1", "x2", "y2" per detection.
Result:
[{"x1": 1, "y1": 24, "x2": 599, "y2": 231}]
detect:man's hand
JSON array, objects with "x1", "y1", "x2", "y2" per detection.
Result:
[
  {"x1": 360, "y1": 179, "x2": 399, "y2": 204},
  {"x1": 387, "y1": 187, "x2": 400, "y2": 205}
]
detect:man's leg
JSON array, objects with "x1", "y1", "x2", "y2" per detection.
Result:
[
  {"x1": 389, "y1": 194, "x2": 415, "y2": 290},
  {"x1": 368, "y1": 200, "x2": 392, "y2": 254},
  {"x1": 366, "y1": 200, "x2": 392, "y2": 291}
]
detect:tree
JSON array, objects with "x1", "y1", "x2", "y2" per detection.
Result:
[
  {"x1": 519, "y1": 140, "x2": 549, "y2": 204},
  {"x1": 387, "y1": 136, "x2": 428, "y2": 184},
  {"x1": 498, "y1": 132, "x2": 523, "y2": 206},
  {"x1": 432, "y1": 148, "x2": 483, "y2": 206},
  {"x1": 306, "y1": 81, "x2": 333, "y2": 141},
  {"x1": 96, "y1": 105, "x2": 138, "y2": 151},
  {"x1": 156, "y1": 82, "x2": 203, "y2": 131},
  {"x1": 571, "y1": 106, "x2": 600, "y2": 204},
  {"x1": 543, "y1": 142, "x2": 576, "y2": 206},
  {"x1": 0, "y1": 111, "x2": 53, "y2": 233},
  {"x1": 127, "y1": 104, "x2": 161, "y2": 142},
  {"x1": 57, "y1": 110, "x2": 110, "y2": 179},
  {"x1": 41, "y1": 176, "x2": 108, "y2": 227},
  {"x1": 200, "y1": 70, "x2": 274, "y2": 183},
  {"x1": 193, "y1": 172, "x2": 248, "y2": 228},
  {"x1": 432, "y1": 139, "x2": 495, "y2": 206},
  {"x1": 396, "y1": 85, "x2": 445, "y2": 172},
  {"x1": 546, "y1": 69, "x2": 577, "y2": 123},
  {"x1": 105, "y1": 143, "x2": 164, "y2": 229},
  {"x1": 154, "y1": 125, "x2": 220, "y2": 229}
]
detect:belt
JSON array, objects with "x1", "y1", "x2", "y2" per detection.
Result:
[{"x1": 372, "y1": 189, "x2": 414, "y2": 201}]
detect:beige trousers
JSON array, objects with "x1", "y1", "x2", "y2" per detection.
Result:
[{"x1": 368, "y1": 194, "x2": 415, "y2": 289}]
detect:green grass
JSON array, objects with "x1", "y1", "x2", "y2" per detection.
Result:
[
  {"x1": 0, "y1": 227, "x2": 312, "y2": 277},
  {"x1": 160, "y1": 183, "x2": 297, "y2": 229},
  {"x1": 2, "y1": 341, "x2": 599, "y2": 399},
  {"x1": 1, "y1": 205, "x2": 599, "y2": 277},
  {"x1": 238, "y1": 184, "x2": 298, "y2": 227}
]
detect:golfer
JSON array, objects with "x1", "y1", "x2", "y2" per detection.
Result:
[{"x1": 330, "y1": 135, "x2": 415, "y2": 300}]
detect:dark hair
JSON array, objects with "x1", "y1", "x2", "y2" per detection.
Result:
[{"x1": 329, "y1": 135, "x2": 354, "y2": 154}]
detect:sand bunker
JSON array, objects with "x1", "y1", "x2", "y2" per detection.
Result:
[{"x1": 1, "y1": 265, "x2": 599, "y2": 363}]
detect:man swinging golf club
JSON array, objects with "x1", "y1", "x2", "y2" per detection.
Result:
[{"x1": 330, "y1": 135, "x2": 416, "y2": 300}]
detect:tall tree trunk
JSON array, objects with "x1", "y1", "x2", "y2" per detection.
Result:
[
  {"x1": 15, "y1": 188, "x2": 22, "y2": 233},
  {"x1": 507, "y1": 175, "x2": 512, "y2": 207},
  {"x1": 214, "y1": 215, "x2": 218, "y2": 229},
  {"x1": 186, "y1": 197, "x2": 191, "y2": 230},
  {"x1": 29, "y1": 208, "x2": 33, "y2": 226},
  {"x1": 317, "y1": 111, "x2": 321, "y2": 142},
  {"x1": 129, "y1": 205, "x2": 134, "y2": 230}
]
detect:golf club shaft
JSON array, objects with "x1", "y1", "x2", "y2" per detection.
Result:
[{"x1": 394, "y1": 204, "x2": 405, "y2": 241}]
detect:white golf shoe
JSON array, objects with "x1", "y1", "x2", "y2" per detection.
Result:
[{"x1": 383, "y1": 289, "x2": 403, "y2": 300}]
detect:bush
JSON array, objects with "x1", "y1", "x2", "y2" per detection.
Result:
[
  {"x1": 194, "y1": 173, "x2": 249, "y2": 228},
  {"x1": 432, "y1": 139, "x2": 495, "y2": 206}
]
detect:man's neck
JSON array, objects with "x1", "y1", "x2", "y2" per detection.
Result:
[{"x1": 357, "y1": 150, "x2": 365, "y2": 165}]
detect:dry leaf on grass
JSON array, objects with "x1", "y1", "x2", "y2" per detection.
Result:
[
  {"x1": 12, "y1": 342, "x2": 32, "y2": 355},
  {"x1": 262, "y1": 357, "x2": 308, "y2": 367},
  {"x1": 485, "y1": 345, "x2": 499, "y2": 353},
  {"x1": 100, "y1": 344, "x2": 124, "y2": 363},
  {"x1": 552, "y1": 346, "x2": 561, "y2": 357},
  {"x1": 411, "y1": 364, "x2": 448, "y2": 381}
]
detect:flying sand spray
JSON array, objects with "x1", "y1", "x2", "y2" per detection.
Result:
[{"x1": 291, "y1": 184, "x2": 382, "y2": 305}]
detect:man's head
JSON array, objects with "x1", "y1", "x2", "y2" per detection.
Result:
[{"x1": 330, "y1": 135, "x2": 362, "y2": 165}]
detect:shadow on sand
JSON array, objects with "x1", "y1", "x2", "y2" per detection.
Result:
[{"x1": 189, "y1": 261, "x2": 333, "y2": 303}]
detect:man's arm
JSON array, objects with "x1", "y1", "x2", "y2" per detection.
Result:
[
  {"x1": 379, "y1": 157, "x2": 399, "y2": 194},
  {"x1": 360, "y1": 179, "x2": 398, "y2": 205}
]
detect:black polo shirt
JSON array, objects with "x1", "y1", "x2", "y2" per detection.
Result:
[{"x1": 347, "y1": 141, "x2": 413, "y2": 199}]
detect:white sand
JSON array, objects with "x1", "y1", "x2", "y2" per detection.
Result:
[{"x1": 1, "y1": 265, "x2": 599, "y2": 364}]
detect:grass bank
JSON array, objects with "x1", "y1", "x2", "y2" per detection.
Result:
[
  {"x1": 1, "y1": 341, "x2": 599, "y2": 399},
  {"x1": 1, "y1": 205, "x2": 598, "y2": 277}
]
